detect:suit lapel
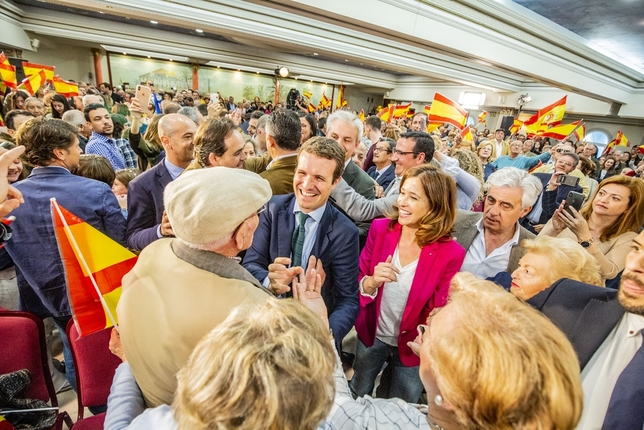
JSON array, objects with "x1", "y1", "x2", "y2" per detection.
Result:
[
  {"x1": 570, "y1": 298, "x2": 625, "y2": 369},
  {"x1": 311, "y1": 202, "x2": 333, "y2": 258},
  {"x1": 277, "y1": 198, "x2": 296, "y2": 259},
  {"x1": 156, "y1": 161, "x2": 173, "y2": 188}
]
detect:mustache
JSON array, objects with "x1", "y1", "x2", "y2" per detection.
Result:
[{"x1": 622, "y1": 272, "x2": 644, "y2": 289}]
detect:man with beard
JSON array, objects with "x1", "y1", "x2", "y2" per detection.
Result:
[
  {"x1": 528, "y1": 229, "x2": 644, "y2": 429},
  {"x1": 84, "y1": 103, "x2": 137, "y2": 170}
]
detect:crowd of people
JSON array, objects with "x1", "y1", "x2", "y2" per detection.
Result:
[{"x1": 0, "y1": 79, "x2": 644, "y2": 430}]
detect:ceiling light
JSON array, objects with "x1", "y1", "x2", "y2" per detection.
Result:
[
  {"x1": 274, "y1": 66, "x2": 289, "y2": 78},
  {"x1": 195, "y1": 29, "x2": 203, "y2": 33},
  {"x1": 150, "y1": 20, "x2": 158, "y2": 24},
  {"x1": 123, "y1": 52, "x2": 126, "y2": 55},
  {"x1": 345, "y1": 59, "x2": 349, "y2": 62},
  {"x1": 313, "y1": 52, "x2": 318, "y2": 56},
  {"x1": 294, "y1": 77, "x2": 298, "y2": 80},
  {"x1": 147, "y1": 56, "x2": 150, "y2": 58},
  {"x1": 169, "y1": 59, "x2": 173, "y2": 61},
  {"x1": 99, "y1": 11, "x2": 104, "y2": 14}
]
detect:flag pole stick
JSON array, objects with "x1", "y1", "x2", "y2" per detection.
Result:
[{"x1": 51, "y1": 198, "x2": 119, "y2": 332}]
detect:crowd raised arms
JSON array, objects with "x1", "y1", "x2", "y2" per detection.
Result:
[{"x1": 0, "y1": 79, "x2": 643, "y2": 430}]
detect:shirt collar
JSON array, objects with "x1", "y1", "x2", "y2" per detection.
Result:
[
  {"x1": 344, "y1": 158, "x2": 351, "y2": 168},
  {"x1": 293, "y1": 200, "x2": 326, "y2": 223},
  {"x1": 164, "y1": 158, "x2": 186, "y2": 180},
  {"x1": 626, "y1": 312, "x2": 644, "y2": 338},
  {"x1": 90, "y1": 132, "x2": 114, "y2": 143},
  {"x1": 266, "y1": 153, "x2": 297, "y2": 170}
]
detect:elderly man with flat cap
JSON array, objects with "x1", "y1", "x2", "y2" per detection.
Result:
[{"x1": 116, "y1": 167, "x2": 274, "y2": 408}]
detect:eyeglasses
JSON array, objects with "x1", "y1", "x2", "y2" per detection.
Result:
[
  {"x1": 393, "y1": 149, "x2": 418, "y2": 157},
  {"x1": 373, "y1": 147, "x2": 391, "y2": 154},
  {"x1": 256, "y1": 204, "x2": 267, "y2": 216},
  {"x1": 556, "y1": 149, "x2": 572, "y2": 153}
]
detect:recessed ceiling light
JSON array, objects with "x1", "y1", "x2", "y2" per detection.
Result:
[
  {"x1": 313, "y1": 52, "x2": 318, "y2": 56},
  {"x1": 294, "y1": 77, "x2": 297, "y2": 80},
  {"x1": 169, "y1": 59, "x2": 173, "y2": 61},
  {"x1": 237, "y1": 69, "x2": 240, "y2": 71},
  {"x1": 345, "y1": 59, "x2": 349, "y2": 62},
  {"x1": 324, "y1": 82, "x2": 327, "y2": 84},
  {"x1": 310, "y1": 80, "x2": 313, "y2": 82},
  {"x1": 123, "y1": 52, "x2": 126, "y2": 55},
  {"x1": 217, "y1": 66, "x2": 220, "y2": 68},
  {"x1": 147, "y1": 56, "x2": 150, "y2": 58},
  {"x1": 150, "y1": 20, "x2": 158, "y2": 24},
  {"x1": 256, "y1": 71, "x2": 259, "y2": 74},
  {"x1": 99, "y1": 11, "x2": 104, "y2": 14},
  {"x1": 196, "y1": 29, "x2": 203, "y2": 33}
]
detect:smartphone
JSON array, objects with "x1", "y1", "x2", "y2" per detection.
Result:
[
  {"x1": 563, "y1": 191, "x2": 584, "y2": 215},
  {"x1": 557, "y1": 174, "x2": 580, "y2": 187},
  {"x1": 135, "y1": 84, "x2": 152, "y2": 106}
]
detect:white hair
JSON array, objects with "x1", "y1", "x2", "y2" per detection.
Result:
[
  {"x1": 485, "y1": 167, "x2": 543, "y2": 209},
  {"x1": 177, "y1": 106, "x2": 200, "y2": 125},
  {"x1": 82, "y1": 94, "x2": 103, "y2": 107},
  {"x1": 61, "y1": 109, "x2": 85, "y2": 127},
  {"x1": 326, "y1": 110, "x2": 363, "y2": 143},
  {"x1": 177, "y1": 234, "x2": 233, "y2": 252}
]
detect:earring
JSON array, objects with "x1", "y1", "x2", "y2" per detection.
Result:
[{"x1": 434, "y1": 395, "x2": 443, "y2": 406}]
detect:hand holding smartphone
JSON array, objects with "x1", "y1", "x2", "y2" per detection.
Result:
[
  {"x1": 134, "y1": 85, "x2": 152, "y2": 107},
  {"x1": 563, "y1": 191, "x2": 584, "y2": 215}
]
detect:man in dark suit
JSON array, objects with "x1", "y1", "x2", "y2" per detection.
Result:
[
  {"x1": 457, "y1": 167, "x2": 542, "y2": 277},
  {"x1": 366, "y1": 137, "x2": 396, "y2": 191},
  {"x1": 243, "y1": 137, "x2": 360, "y2": 344},
  {"x1": 5, "y1": 117, "x2": 126, "y2": 390},
  {"x1": 125, "y1": 114, "x2": 197, "y2": 250},
  {"x1": 528, "y1": 228, "x2": 644, "y2": 429},
  {"x1": 521, "y1": 152, "x2": 582, "y2": 234}
]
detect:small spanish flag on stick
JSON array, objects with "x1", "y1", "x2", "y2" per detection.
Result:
[
  {"x1": 51, "y1": 199, "x2": 137, "y2": 336},
  {"x1": 22, "y1": 61, "x2": 55, "y2": 81},
  {"x1": 53, "y1": 76, "x2": 79, "y2": 97},
  {"x1": 17, "y1": 69, "x2": 46, "y2": 96}
]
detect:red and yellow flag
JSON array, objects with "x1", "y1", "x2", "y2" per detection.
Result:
[
  {"x1": 358, "y1": 109, "x2": 365, "y2": 122},
  {"x1": 336, "y1": 84, "x2": 344, "y2": 109},
  {"x1": 523, "y1": 96, "x2": 567, "y2": 134},
  {"x1": 509, "y1": 119, "x2": 524, "y2": 134},
  {"x1": 604, "y1": 130, "x2": 630, "y2": 155},
  {"x1": 461, "y1": 125, "x2": 474, "y2": 142},
  {"x1": 52, "y1": 200, "x2": 137, "y2": 336},
  {"x1": 539, "y1": 120, "x2": 584, "y2": 141},
  {"x1": 478, "y1": 111, "x2": 487, "y2": 124},
  {"x1": 0, "y1": 416, "x2": 16, "y2": 430},
  {"x1": 18, "y1": 69, "x2": 46, "y2": 96},
  {"x1": 307, "y1": 102, "x2": 316, "y2": 113},
  {"x1": 302, "y1": 91, "x2": 312, "y2": 99},
  {"x1": 22, "y1": 61, "x2": 55, "y2": 81},
  {"x1": 427, "y1": 93, "x2": 468, "y2": 130},
  {"x1": 392, "y1": 103, "x2": 411, "y2": 119},
  {"x1": 377, "y1": 105, "x2": 394, "y2": 123},
  {"x1": 638, "y1": 145, "x2": 644, "y2": 156},
  {"x1": 0, "y1": 53, "x2": 17, "y2": 90},
  {"x1": 53, "y1": 75, "x2": 79, "y2": 97}
]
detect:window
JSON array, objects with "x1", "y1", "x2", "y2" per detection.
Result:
[{"x1": 585, "y1": 130, "x2": 610, "y2": 156}]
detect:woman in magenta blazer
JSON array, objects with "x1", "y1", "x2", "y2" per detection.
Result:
[{"x1": 349, "y1": 165, "x2": 465, "y2": 403}]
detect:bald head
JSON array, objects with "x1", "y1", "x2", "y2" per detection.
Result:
[{"x1": 158, "y1": 114, "x2": 198, "y2": 168}]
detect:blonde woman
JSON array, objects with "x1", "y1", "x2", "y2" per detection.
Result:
[
  {"x1": 510, "y1": 236, "x2": 602, "y2": 300},
  {"x1": 477, "y1": 140, "x2": 495, "y2": 181},
  {"x1": 450, "y1": 149, "x2": 484, "y2": 210}
]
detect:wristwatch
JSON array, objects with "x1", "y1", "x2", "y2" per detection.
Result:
[{"x1": 579, "y1": 238, "x2": 594, "y2": 248}]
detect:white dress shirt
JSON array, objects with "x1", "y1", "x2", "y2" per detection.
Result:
[
  {"x1": 577, "y1": 312, "x2": 644, "y2": 430},
  {"x1": 459, "y1": 219, "x2": 520, "y2": 279}
]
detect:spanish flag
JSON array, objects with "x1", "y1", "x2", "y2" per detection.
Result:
[
  {"x1": 320, "y1": 93, "x2": 330, "y2": 109},
  {"x1": 604, "y1": 130, "x2": 630, "y2": 155},
  {"x1": 478, "y1": 111, "x2": 487, "y2": 124},
  {"x1": 638, "y1": 145, "x2": 644, "y2": 156},
  {"x1": 358, "y1": 109, "x2": 365, "y2": 122},
  {"x1": 52, "y1": 199, "x2": 137, "y2": 336},
  {"x1": 22, "y1": 61, "x2": 55, "y2": 81},
  {"x1": 0, "y1": 53, "x2": 17, "y2": 90},
  {"x1": 336, "y1": 84, "x2": 344, "y2": 109},
  {"x1": 53, "y1": 75, "x2": 79, "y2": 97},
  {"x1": 302, "y1": 91, "x2": 312, "y2": 99},
  {"x1": 307, "y1": 102, "x2": 316, "y2": 113},
  {"x1": 523, "y1": 96, "x2": 567, "y2": 134},
  {"x1": 461, "y1": 125, "x2": 474, "y2": 142},
  {"x1": 377, "y1": 105, "x2": 394, "y2": 123},
  {"x1": 427, "y1": 93, "x2": 468, "y2": 130},
  {"x1": 17, "y1": 69, "x2": 46, "y2": 96},
  {"x1": 509, "y1": 119, "x2": 524, "y2": 134},
  {"x1": 539, "y1": 121, "x2": 584, "y2": 141},
  {"x1": 392, "y1": 103, "x2": 411, "y2": 119}
]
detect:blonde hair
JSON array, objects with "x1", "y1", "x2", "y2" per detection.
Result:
[
  {"x1": 521, "y1": 236, "x2": 602, "y2": 286},
  {"x1": 173, "y1": 299, "x2": 335, "y2": 430},
  {"x1": 580, "y1": 175, "x2": 644, "y2": 242},
  {"x1": 451, "y1": 149, "x2": 484, "y2": 201},
  {"x1": 477, "y1": 140, "x2": 494, "y2": 161},
  {"x1": 428, "y1": 273, "x2": 583, "y2": 430}
]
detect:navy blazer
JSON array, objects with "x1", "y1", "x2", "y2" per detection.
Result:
[
  {"x1": 366, "y1": 164, "x2": 395, "y2": 190},
  {"x1": 526, "y1": 173, "x2": 583, "y2": 224},
  {"x1": 242, "y1": 194, "x2": 360, "y2": 343},
  {"x1": 527, "y1": 278, "x2": 624, "y2": 370},
  {"x1": 5, "y1": 167, "x2": 126, "y2": 318},
  {"x1": 125, "y1": 159, "x2": 173, "y2": 251}
]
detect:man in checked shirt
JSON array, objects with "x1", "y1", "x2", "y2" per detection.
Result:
[{"x1": 84, "y1": 103, "x2": 137, "y2": 170}]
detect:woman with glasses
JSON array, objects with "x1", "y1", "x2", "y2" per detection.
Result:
[
  {"x1": 541, "y1": 175, "x2": 644, "y2": 282},
  {"x1": 366, "y1": 137, "x2": 396, "y2": 191},
  {"x1": 350, "y1": 165, "x2": 465, "y2": 403}
]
